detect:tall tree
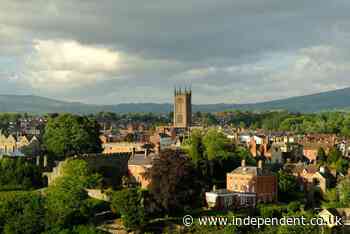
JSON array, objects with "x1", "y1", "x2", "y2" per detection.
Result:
[
  {"x1": 0, "y1": 191, "x2": 45, "y2": 234},
  {"x1": 316, "y1": 147, "x2": 327, "y2": 163},
  {"x1": 187, "y1": 129, "x2": 205, "y2": 165},
  {"x1": 202, "y1": 129, "x2": 233, "y2": 161},
  {"x1": 43, "y1": 114, "x2": 102, "y2": 158},
  {"x1": 111, "y1": 188, "x2": 145, "y2": 230},
  {"x1": 143, "y1": 149, "x2": 204, "y2": 212},
  {"x1": 277, "y1": 171, "x2": 301, "y2": 202},
  {"x1": 327, "y1": 147, "x2": 342, "y2": 164},
  {"x1": 0, "y1": 158, "x2": 42, "y2": 191},
  {"x1": 45, "y1": 159, "x2": 102, "y2": 229}
]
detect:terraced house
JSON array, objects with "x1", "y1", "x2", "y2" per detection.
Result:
[{"x1": 0, "y1": 132, "x2": 39, "y2": 156}]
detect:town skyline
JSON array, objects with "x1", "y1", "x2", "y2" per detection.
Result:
[{"x1": 2, "y1": 1, "x2": 350, "y2": 233}]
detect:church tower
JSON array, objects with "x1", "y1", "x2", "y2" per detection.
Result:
[{"x1": 173, "y1": 88, "x2": 192, "y2": 128}]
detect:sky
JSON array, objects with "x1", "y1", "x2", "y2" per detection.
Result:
[{"x1": 1, "y1": 0, "x2": 350, "y2": 104}]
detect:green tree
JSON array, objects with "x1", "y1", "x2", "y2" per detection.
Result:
[
  {"x1": 335, "y1": 158, "x2": 349, "y2": 175},
  {"x1": 239, "y1": 121, "x2": 246, "y2": 129},
  {"x1": 0, "y1": 158, "x2": 42, "y2": 191},
  {"x1": 327, "y1": 147, "x2": 342, "y2": 164},
  {"x1": 111, "y1": 188, "x2": 145, "y2": 230},
  {"x1": 203, "y1": 129, "x2": 233, "y2": 160},
  {"x1": 186, "y1": 129, "x2": 254, "y2": 185},
  {"x1": 337, "y1": 177, "x2": 350, "y2": 206},
  {"x1": 45, "y1": 177, "x2": 91, "y2": 229},
  {"x1": 316, "y1": 147, "x2": 327, "y2": 163},
  {"x1": 43, "y1": 114, "x2": 102, "y2": 158},
  {"x1": 258, "y1": 204, "x2": 283, "y2": 218},
  {"x1": 187, "y1": 129, "x2": 205, "y2": 165},
  {"x1": 277, "y1": 171, "x2": 300, "y2": 202},
  {"x1": 341, "y1": 116, "x2": 350, "y2": 137},
  {"x1": 202, "y1": 113, "x2": 218, "y2": 126},
  {"x1": 60, "y1": 159, "x2": 102, "y2": 188},
  {"x1": 45, "y1": 159, "x2": 103, "y2": 229},
  {"x1": 324, "y1": 188, "x2": 340, "y2": 208},
  {"x1": 0, "y1": 191, "x2": 45, "y2": 234}
]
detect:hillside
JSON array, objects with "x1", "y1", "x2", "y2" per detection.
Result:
[
  {"x1": 1, "y1": 87, "x2": 350, "y2": 113},
  {"x1": 237, "y1": 87, "x2": 350, "y2": 112}
]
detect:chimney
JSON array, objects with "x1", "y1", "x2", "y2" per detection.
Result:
[
  {"x1": 241, "y1": 159, "x2": 246, "y2": 167},
  {"x1": 258, "y1": 160, "x2": 263, "y2": 169},
  {"x1": 132, "y1": 147, "x2": 136, "y2": 159}
]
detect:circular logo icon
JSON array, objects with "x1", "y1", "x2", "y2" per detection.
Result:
[{"x1": 183, "y1": 214, "x2": 194, "y2": 227}]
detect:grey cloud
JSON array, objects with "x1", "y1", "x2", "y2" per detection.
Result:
[
  {"x1": 1, "y1": 0, "x2": 350, "y2": 104},
  {"x1": 2, "y1": 0, "x2": 347, "y2": 61}
]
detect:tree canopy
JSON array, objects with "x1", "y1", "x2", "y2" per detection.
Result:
[
  {"x1": 143, "y1": 149, "x2": 204, "y2": 212},
  {"x1": 277, "y1": 170, "x2": 301, "y2": 202},
  {"x1": 0, "y1": 159, "x2": 106, "y2": 233},
  {"x1": 184, "y1": 129, "x2": 255, "y2": 185},
  {"x1": 43, "y1": 114, "x2": 102, "y2": 158},
  {"x1": 0, "y1": 158, "x2": 42, "y2": 191},
  {"x1": 110, "y1": 188, "x2": 145, "y2": 230}
]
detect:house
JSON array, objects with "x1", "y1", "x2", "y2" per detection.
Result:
[
  {"x1": 226, "y1": 160, "x2": 277, "y2": 203},
  {"x1": 205, "y1": 189, "x2": 257, "y2": 210},
  {"x1": 205, "y1": 189, "x2": 236, "y2": 210},
  {"x1": 302, "y1": 143, "x2": 333, "y2": 162},
  {"x1": 0, "y1": 133, "x2": 39, "y2": 157},
  {"x1": 264, "y1": 143, "x2": 283, "y2": 164},
  {"x1": 319, "y1": 208, "x2": 350, "y2": 228},
  {"x1": 102, "y1": 142, "x2": 145, "y2": 154},
  {"x1": 248, "y1": 135, "x2": 267, "y2": 157},
  {"x1": 149, "y1": 132, "x2": 174, "y2": 153},
  {"x1": 258, "y1": 138, "x2": 303, "y2": 163},
  {"x1": 127, "y1": 153, "x2": 153, "y2": 188},
  {"x1": 286, "y1": 163, "x2": 333, "y2": 197}
]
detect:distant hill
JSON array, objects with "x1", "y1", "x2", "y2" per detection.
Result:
[{"x1": 1, "y1": 87, "x2": 350, "y2": 113}]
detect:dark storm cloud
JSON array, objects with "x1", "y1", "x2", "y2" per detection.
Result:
[{"x1": 1, "y1": 0, "x2": 350, "y2": 104}]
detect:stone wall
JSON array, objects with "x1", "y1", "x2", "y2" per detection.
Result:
[
  {"x1": 43, "y1": 160, "x2": 68, "y2": 185},
  {"x1": 86, "y1": 189, "x2": 111, "y2": 201}
]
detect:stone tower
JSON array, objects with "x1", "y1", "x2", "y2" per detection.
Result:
[{"x1": 173, "y1": 88, "x2": 192, "y2": 128}]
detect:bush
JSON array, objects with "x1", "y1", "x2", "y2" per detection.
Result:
[
  {"x1": 0, "y1": 191, "x2": 45, "y2": 234},
  {"x1": 0, "y1": 158, "x2": 42, "y2": 191},
  {"x1": 111, "y1": 188, "x2": 145, "y2": 230},
  {"x1": 258, "y1": 204, "x2": 283, "y2": 218}
]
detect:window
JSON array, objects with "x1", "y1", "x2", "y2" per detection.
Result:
[
  {"x1": 176, "y1": 97, "x2": 184, "y2": 103},
  {"x1": 176, "y1": 114, "x2": 183, "y2": 123}
]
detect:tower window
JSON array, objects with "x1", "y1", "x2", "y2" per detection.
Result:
[{"x1": 176, "y1": 114, "x2": 183, "y2": 123}]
